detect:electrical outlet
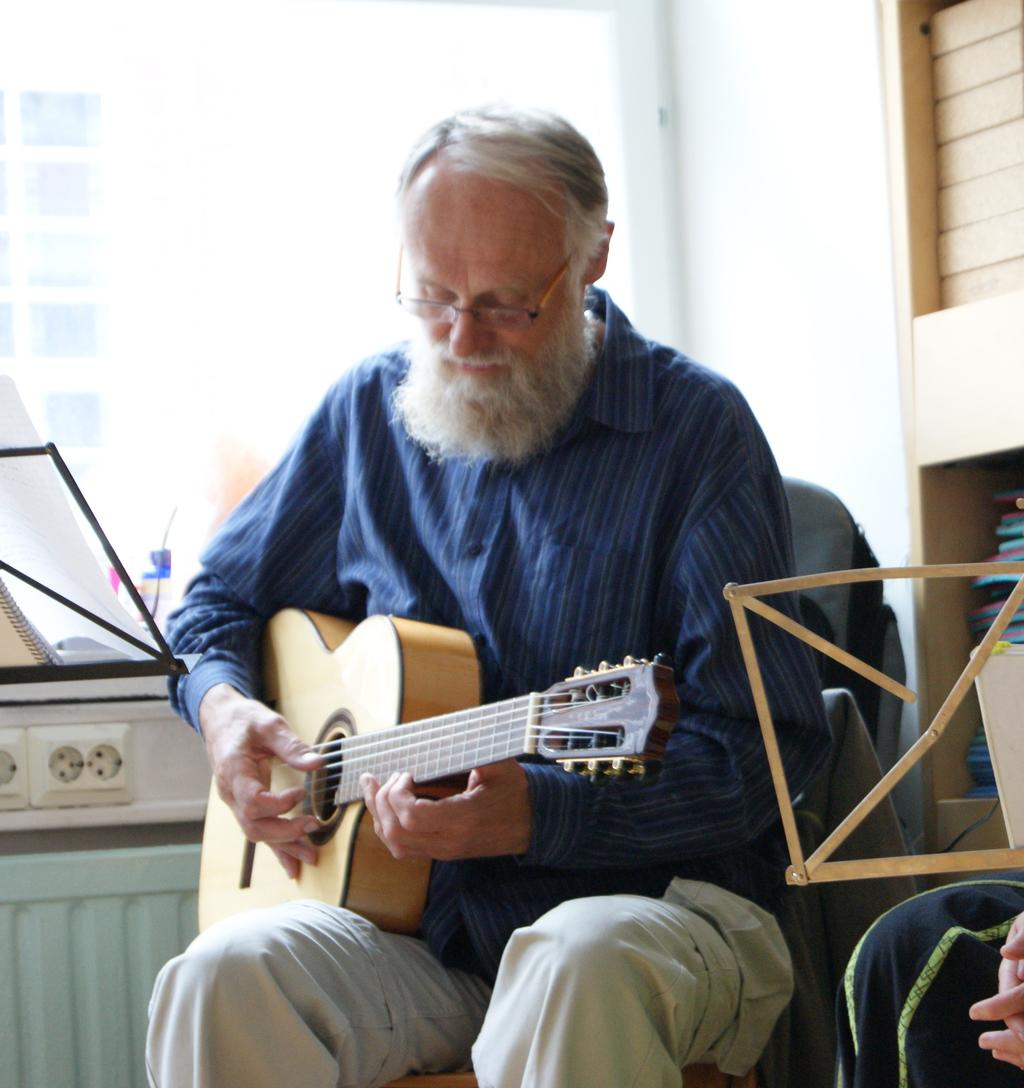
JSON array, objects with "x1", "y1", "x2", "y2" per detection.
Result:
[
  {"x1": 0, "y1": 728, "x2": 29, "y2": 810},
  {"x1": 27, "y1": 723, "x2": 133, "y2": 807}
]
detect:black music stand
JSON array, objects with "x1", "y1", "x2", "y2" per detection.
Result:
[{"x1": 0, "y1": 442, "x2": 188, "y2": 686}]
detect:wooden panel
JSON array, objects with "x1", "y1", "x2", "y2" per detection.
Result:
[
  {"x1": 918, "y1": 469, "x2": 992, "y2": 826},
  {"x1": 938, "y1": 115, "x2": 1024, "y2": 184},
  {"x1": 935, "y1": 71, "x2": 1024, "y2": 143},
  {"x1": 943, "y1": 255, "x2": 1024, "y2": 305},
  {"x1": 931, "y1": 0, "x2": 1023, "y2": 55},
  {"x1": 933, "y1": 26, "x2": 1024, "y2": 99},
  {"x1": 939, "y1": 163, "x2": 1024, "y2": 230},
  {"x1": 913, "y1": 287, "x2": 1024, "y2": 464},
  {"x1": 890, "y1": 2, "x2": 947, "y2": 322},
  {"x1": 938, "y1": 206, "x2": 1024, "y2": 273}
]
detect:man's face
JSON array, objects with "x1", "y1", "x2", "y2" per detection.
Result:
[
  {"x1": 398, "y1": 154, "x2": 578, "y2": 373},
  {"x1": 393, "y1": 155, "x2": 600, "y2": 464}
]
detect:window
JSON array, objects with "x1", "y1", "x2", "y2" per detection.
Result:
[
  {"x1": 0, "y1": 0, "x2": 672, "y2": 632},
  {"x1": 0, "y1": 304, "x2": 12, "y2": 356},
  {"x1": 20, "y1": 91, "x2": 101, "y2": 147}
]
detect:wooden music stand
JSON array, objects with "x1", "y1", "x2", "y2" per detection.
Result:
[{"x1": 725, "y1": 549, "x2": 1024, "y2": 886}]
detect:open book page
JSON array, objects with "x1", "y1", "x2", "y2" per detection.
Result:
[
  {"x1": 974, "y1": 644, "x2": 1024, "y2": 848},
  {"x1": 0, "y1": 376, "x2": 157, "y2": 659}
]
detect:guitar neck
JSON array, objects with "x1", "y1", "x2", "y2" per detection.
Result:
[{"x1": 334, "y1": 693, "x2": 536, "y2": 803}]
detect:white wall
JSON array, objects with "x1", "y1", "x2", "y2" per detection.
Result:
[{"x1": 667, "y1": 1, "x2": 920, "y2": 835}]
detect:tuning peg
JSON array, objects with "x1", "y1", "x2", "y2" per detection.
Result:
[
  {"x1": 597, "y1": 660, "x2": 610, "y2": 672},
  {"x1": 603, "y1": 758, "x2": 627, "y2": 781},
  {"x1": 601, "y1": 758, "x2": 647, "y2": 781}
]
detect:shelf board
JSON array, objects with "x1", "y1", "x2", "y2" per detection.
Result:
[{"x1": 914, "y1": 287, "x2": 1024, "y2": 465}]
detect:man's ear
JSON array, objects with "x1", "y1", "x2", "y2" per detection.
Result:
[{"x1": 583, "y1": 221, "x2": 614, "y2": 285}]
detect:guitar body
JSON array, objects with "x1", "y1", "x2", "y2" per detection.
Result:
[{"x1": 198, "y1": 610, "x2": 481, "y2": 934}]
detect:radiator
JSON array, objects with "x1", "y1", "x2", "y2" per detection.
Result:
[{"x1": 0, "y1": 844, "x2": 200, "y2": 1088}]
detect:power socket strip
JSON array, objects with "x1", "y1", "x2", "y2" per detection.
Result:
[
  {"x1": 27, "y1": 722, "x2": 133, "y2": 808},
  {"x1": 0, "y1": 727, "x2": 29, "y2": 810}
]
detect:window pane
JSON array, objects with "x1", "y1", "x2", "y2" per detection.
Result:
[
  {"x1": 21, "y1": 91, "x2": 101, "y2": 146},
  {"x1": 0, "y1": 304, "x2": 12, "y2": 356},
  {"x1": 0, "y1": 163, "x2": 6, "y2": 214},
  {"x1": 0, "y1": 233, "x2": 9, "y2": 286},
  {"x1": 30, "y1": 302, "x2": 100, "y2": 355},
  {"x1": 27, "y1": 232, "x2": 102, "y2": 286},
  {"x1": 0, "y1": 91, "x2": 5, "y2": 143},
  {"x1": 25, "y1": 162, "x2": 100, "y2": 216},
  {"x1": 4, "y1": 0, "x2": 635, "y2": 619},
  {"x1": 46, "y1": 391, "x2": 103, "y2": 446}
]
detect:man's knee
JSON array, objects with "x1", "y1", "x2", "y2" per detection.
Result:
[
  {"x1": 504, "y1": 894, "x2": 704, "y2": 997},
  {"x1": 151, "y1": 900, "x2": 373, "y2": 1018},
  {"x1": 152, "y1": 909, "x2": 286, "y2": 1017}
]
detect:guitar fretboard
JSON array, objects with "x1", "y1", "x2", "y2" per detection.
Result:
[{"x1": 334, "y1": 693, "x2": 540, "y2": 803}]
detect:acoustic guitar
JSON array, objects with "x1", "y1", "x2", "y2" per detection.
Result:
[{"x1": 198, "y1": 610, "x2": 678, "y2": 934}]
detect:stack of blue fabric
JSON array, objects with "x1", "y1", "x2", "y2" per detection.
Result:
[
  {"x1": 968, "y1": 489, "x2": 1024, "y2": 643},
  {"x1": 966, "y1": 725, "x2": 997, "y2": 797}
]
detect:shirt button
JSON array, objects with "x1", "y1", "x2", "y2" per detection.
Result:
[
  {"x1": 473, "y1": 633, "x2": 488, "y2": 648},
  {"x1": 466, "y1": 542, "x2": 483, "y2": 557}
]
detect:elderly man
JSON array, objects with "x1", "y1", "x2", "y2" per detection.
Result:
[{"x1": 147, "y1": 106, "x2": 829, "y2": 1088}]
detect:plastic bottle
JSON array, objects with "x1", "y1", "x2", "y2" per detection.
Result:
[{"x1": 138, "y1": 548, "x2": 173, "y2": 629}]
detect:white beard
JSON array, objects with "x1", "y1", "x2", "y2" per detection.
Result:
[{"x1": 393, "y1": 306, "x2": 598, "y2": 465}]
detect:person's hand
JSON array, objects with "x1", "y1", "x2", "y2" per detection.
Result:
[
  {"x1": 199, "y1": 683, "x2": 324, "y2": 878},
  {"x1": 360, "y1": 759, "x2": 532, "y2": 860},
  {"x1": 970, "y1": 910, "x2": 1024, "y2": 1068}
]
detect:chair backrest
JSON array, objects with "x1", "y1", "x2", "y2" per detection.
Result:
[{"x1": 782, "y1": 476, "x2": 906, "y2": 768}]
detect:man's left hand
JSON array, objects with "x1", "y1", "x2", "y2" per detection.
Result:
[
  {"x1": 360, "y1": 759, "x2": 532, "y2": 860},
  {"x1": 970, "y1": 910, "x2": 1024, "y2": 1069}
]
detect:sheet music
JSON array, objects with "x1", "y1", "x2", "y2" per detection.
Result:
[{"x1": 0, "y1": 375, "x2": 157, "y2": 657}]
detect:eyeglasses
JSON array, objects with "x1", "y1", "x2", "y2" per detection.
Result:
[{"x1": 395, "y1": 251, "x2": 570, "y2": 330}]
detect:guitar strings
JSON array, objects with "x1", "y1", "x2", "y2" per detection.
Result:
[
  {"x1": 306, "y1": 692, "x2": 624, "y2": 763},
  {"x1": 307, "y1": 723, "x2": 631, "y2": 806},
  {"x1": 304, "y1": 691, "x2": 539, "y2": 755},
  {"x1": 309, "y1": 692, "x2": 626, "y2": 769},
  {"x1": 307, "y1": 722, "x2": 617, "y2": 796},
  {"x1": 301, "y1": 694, "x2": 638, "y2": 805}
]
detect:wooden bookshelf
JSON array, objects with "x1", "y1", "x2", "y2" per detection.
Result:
[{"x1": 881, "y1": 0, "x2": 1024, "y2": 857}]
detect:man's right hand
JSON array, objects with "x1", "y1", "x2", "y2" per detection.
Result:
[{"x1": 199, "y1": 682, "x2": 325, "y2": 878}]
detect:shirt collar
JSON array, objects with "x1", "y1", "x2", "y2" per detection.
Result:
[{"x1": 576, "y1": 288, "x2": 656, "y2": 435}]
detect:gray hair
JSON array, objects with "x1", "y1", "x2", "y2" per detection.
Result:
[{"x1": 397, "y1": 105, "x2": 609, "y2": 267}]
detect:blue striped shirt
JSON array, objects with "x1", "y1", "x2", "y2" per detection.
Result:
[{"x1": 168, "y1": 289, "x2": 830, "y2": 982}]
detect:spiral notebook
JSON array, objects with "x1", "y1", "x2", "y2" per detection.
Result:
[{"x1": 0, "y1": 574, "x2": 60, "y2": 667}]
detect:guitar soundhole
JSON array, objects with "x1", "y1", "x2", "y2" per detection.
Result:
[{"x1": 305, "y1": 711, "x2": 353, "y2": 846}]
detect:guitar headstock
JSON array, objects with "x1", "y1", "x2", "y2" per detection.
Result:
[{"x1": 532, "y1": 655, "x2": 678, "y2": 782}]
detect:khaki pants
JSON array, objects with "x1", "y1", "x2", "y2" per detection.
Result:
[{"x1": 147, "y1": 879, "x2": 791, "y2": 1088}]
